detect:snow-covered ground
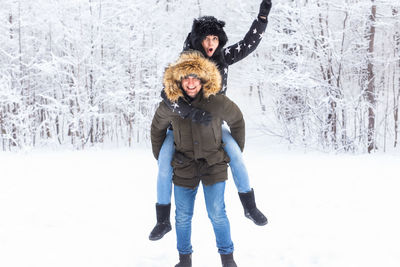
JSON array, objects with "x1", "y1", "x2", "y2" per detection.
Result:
[{"x1": 1, "y1": 135, "x2": 400, "y2": 267}]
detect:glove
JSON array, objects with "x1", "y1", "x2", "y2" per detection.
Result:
[
  {"x1": 258, "y1": 0, "x2": 272, "y2": 20},
  {"x1": 187, "y1": 107, "x2": 212, "y2": 126}
]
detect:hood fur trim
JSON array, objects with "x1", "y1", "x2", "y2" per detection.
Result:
[{"x1": 163, "y1": 50, "x2": 222, "y2": 102}]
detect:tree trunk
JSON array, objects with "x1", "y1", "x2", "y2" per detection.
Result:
[
  {"x1": 393, "y1": 7, "x2": 400, "y2": 148},
  {"x1": 338, "y1": 11, "x2": 349, "y2": 149},
  {"x1": 89, "y1": 0, "x2": 95, "y2": 145},
  {"x1": 366, "y1": 2, "x2": 376, "y2": 153},
  {"x1": 197, "y1": 0, "x2": 202, "y2": 17},
  {"x1": 316, "y1": 0, "x2": 337, "y2": 148},
  {"x1": 9, "y1": 13, "x2": 13, "y2": 39}
]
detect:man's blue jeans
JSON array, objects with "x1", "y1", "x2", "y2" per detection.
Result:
[
  {"x1": 174, "y1": 182, "x2": 234, "y2": 255},
  {"x1": 156, "y1": 127, "x2": 251, "y2": 205}
]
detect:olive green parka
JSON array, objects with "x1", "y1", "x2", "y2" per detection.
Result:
[{"x1": 151, "y1": 51, "x2": 245, "y2": 189}]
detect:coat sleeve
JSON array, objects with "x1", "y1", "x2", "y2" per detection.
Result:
[
  {"x1": 151, "y1": 102, "x2": 175, "y2": 160},
  {"x1": 223, "y1": 18, "x2": 268, "y2": 65},
  {"x1": 161, "y1": 89, "x2": 194, "y2": 119},
  {"x1": 221, "y1": 97, "x2": 245, "y2": 152}
]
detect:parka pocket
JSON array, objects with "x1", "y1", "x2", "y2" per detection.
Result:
[
  {"x1": 174, "y1": 129, "x2": 181, "y2": 147},
  {"x1": 211, "y1": 126, "x2": 218, "y2": 146},
  {"x1": 204, "y1": 149, "x2": 230, "y2": 166},
  {"x1": 209, "y1": 121, "x2": 222, "y2": 147},
  {"x1": 171, "y1": 151, "x2": 196, "y2": 179}
]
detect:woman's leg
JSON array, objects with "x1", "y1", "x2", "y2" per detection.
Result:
[
  {"x1": 221, "y1": 126, "x2": 251, "y2": 193},
  {"x1": 222, "y1": 126, "x2": 268, "y2": 226},
  {"x1": 157, "y1": 129, "x2": 175, "y2": 204},
  {"x1": 149, "y1": 130, "x2": 175, "y2": 241}
]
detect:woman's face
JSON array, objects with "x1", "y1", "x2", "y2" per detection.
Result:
[{"x1": 201, "y1": 35, "x2": 219, "y2": 57}]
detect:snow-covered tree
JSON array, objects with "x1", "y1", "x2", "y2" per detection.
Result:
[{"x1": 0, "y1": 0, "x2": 399, "y2": 152}]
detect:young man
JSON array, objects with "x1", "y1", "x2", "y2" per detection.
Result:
[
  {"x1": 151, "y1": 51, "x2": 243, "y2": 267},
  {"x1": 150, "y1": 0, "x2": 272, "y2": 241}
]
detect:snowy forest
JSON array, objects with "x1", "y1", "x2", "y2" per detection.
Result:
[{"x1": 0, "y1": 0, "x2": 399, "y2": 153}]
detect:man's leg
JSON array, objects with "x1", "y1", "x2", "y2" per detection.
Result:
[
  {"x1": 149, "y1": 130, "x2": 174, "y2": 240},
  {"x1": 174, "y1": 185, "x2": 198, "y2": 255},
  {"x1": 203, "y1": 181, "x2": 234, "y2": 255}
]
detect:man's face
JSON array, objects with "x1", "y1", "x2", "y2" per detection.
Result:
[
  {"x1": 181, "y1": 76, "x2": 202, "y2": 98},
  {"x1": 201, "y1": 35, "x2": 219, "y2": 57}
]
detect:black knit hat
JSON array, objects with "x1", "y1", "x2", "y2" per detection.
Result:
[{"x1": 189, "y1": 16, "x2": 228, "y2": 54}]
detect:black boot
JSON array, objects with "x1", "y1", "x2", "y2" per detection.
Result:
[
  {"x1": 148, "y1": 203, "x2": 172, "y2": 241},
  {"x1": 238, "y1": 189, "x2": 268, "y2": 226},
  {"x1": 175, "y1": 253, "x2": 192, "y2": 267},
  {"x1": 220, "y1": 253, "x2": 237, "y2": 267}
]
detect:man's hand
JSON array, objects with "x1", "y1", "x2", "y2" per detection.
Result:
[
  {"x1": 258, "y1": 0, "x2": 272, "y2": 21},
  {"x1": 187, "y1": 107, "x2": 212, "y2": 126}
]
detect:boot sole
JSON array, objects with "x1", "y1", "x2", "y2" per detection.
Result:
[
  {"x1": 245, "y1": 214, "x2": 268, "y2": 226},
  {"x1": 148, "y1": 226, "x2": 172, "y2": 241}
]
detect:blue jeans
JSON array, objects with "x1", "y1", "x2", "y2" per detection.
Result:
[
  {"x1": 221, "y1": 126, "x2": 251, "y2": 193},
  {"x1": 156, "y1": 130, "x2": 175, "y2": 205},
  {"x1": 156, "y1": 128, "x2": 251, "y2": 204},
  {"x1": 174, "y1": 182, "x2": 234, "y2": 255}
]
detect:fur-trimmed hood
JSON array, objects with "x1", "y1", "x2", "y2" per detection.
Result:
[{"x1": 163, "y1": 50, "x2": 222, "y2": 102}]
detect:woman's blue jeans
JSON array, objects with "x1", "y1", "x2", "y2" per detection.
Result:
[
  {"x1": 174, "y1": 182, "x2": 234, "y2": 255},
  {"x1": 156, "y1": 127, "x2": 251, "y2": 205},
  {"x1": 156, "y1": 130, "x2": 175, "y2": 204}
]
